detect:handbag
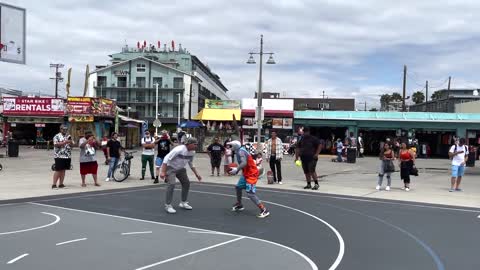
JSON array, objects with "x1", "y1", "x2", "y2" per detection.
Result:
[
  {"x1": 384, "y1": 160, "x2": 395, "y2": 173},
  {"x1": 409, "y1": 164, "x2": 419, "y2": 176}
]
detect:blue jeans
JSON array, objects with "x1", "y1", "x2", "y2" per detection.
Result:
[
  {"x1": 337, "y1": 152, "x2": 343, "y2": 162},
  {"x1": 107, "y1": 157, "x2": 119, "y2": 178}
]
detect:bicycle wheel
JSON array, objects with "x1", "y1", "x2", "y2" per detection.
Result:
[{"x1": 113, "y1": 163, "x2": 129, "y2": 182}]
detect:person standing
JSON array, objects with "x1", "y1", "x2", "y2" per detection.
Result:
[
  {"x1": 336, "y1": 138, "x2": 344, "y2": 162},
  {"x1": 140, "y1": 131, "x2": 155, "y2": 180},
  {"x1": 399, "y1": 142, "x2": 415, "y2": 191},
  {"x1": 105, "y1": 132, "x2": 122, "y2": 182},
  {"x1": 52, "y1": 125, "x2": 73, "y2": 189},
  {"x1": 448, "y1": 138, "x2": 468, "y2": 192},
  {"x1": 265, "y1": 131, "x2": 284, "y2": 184},
  {"x1": 295, "y1": 127, "x2": 321, "y2": 190},
  {"x1": 160, "y1": 137, "x2": 202, "y2": 214},
  {"x1": 376, "y1": 143, "x2": 394, "y2": 191},
  {"x1": 357, "y1": 133, "x2": 364, "y2": 158},
  {"x1": 223, "y1": 144, "x2": 233, "y2": 175},
  {"x1": 228, "y1": 140, "x2": 270, "y2": 218},
  {"x1": 207, "y1": 137, "x2": 225, "y2": 176},
  {"x1": 154, "y1": 130, "x2": 172, "y2": 184},
  {"x1": 79, "y1": 131, "x2": 101, "y2": 187}
]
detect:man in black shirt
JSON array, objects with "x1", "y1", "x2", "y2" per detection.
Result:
[
  {"x1": 295, "y1": 127, "x2": 321, "y2": 190},
  {"x1": 105, "y1": 132, "x2": 123, "y2": 181},
  {"x1": 207, "y1": 137, "x2": 225, "y2": 176},
  {"x1": 154, "y1": 130, "x2": 172, "y2": 183}
]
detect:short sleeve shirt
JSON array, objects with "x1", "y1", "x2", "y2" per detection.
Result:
[
  {"x1": 53, "y1": 133, "x2": 71, "y2": 159},
  {"x1": 297, "y1": 134, "x2": 320, "y2": 158}
]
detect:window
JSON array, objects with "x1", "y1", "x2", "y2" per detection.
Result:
[
  {"x1": 152, "y1": 77, "x2": 163, "y2": 88},
  {"x1": 173, "y1": 77, "x2": 184, "y2": 89},
  {"x1": 136, "y1": 77, "x2": 146, "y2": 88},
  {"x1": 318, "y1": 103, "x2": 330, "y2": 110},
  {"x1": 136, "y1": 91, "x2": 145, "y2": 102},
  {"x1": 97, "y1": 76, "x2": 107, "y2": 87},
  {"x1": 97, "y1": 87, "x2": 107, "y2": 98},
  {"x1": 136, "y1": 63, "x2": 146, "y2": 73},
  {"x1": 117, "y1": 77, "x2": 127, "y2": 87},
  {"x1": 117, "y1": 90, "x2": 127, "y2": 102}
]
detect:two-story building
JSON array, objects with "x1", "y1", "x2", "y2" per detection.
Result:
[
  {"x1": 409, "y1": 88, "x2": 480, "y2": 112},
  {"x1": 87, "y1": 43, "x2": 229, "y2": 128}
]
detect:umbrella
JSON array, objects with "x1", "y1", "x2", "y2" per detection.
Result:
[{"x1": 180, "y1": 121, "x2": 204, "y2": 128}]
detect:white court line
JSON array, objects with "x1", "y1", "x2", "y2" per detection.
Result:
[
  {"x1": 29, "y1": 202, "x2": 319, "y2": 270},
  {"x1": 7, "y1": 253, "x2": 29, "y2": 264},
  {"x1": 56, "y1": 238, "x2": 87, "y2": 246},
  {"x1": 121, "y1": 231, "x2": 152, "y2": 235},
  {"x1": 0, "y1": 212, "x2": 60, "y2": 236},
  {"x1": 135, "y1": 237, "x2": 246, "y2": 270}
]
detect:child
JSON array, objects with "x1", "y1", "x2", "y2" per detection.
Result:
[{"x1": 223, "y1": 144, "x2": 233, "y2": 175}]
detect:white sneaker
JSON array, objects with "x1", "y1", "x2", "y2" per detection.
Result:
[
  {"x1": 376, "y1": 185, "x2": 381, "y2": 190},
  {"x1": 385, "y1": 186, "x2": 390, "y2": 191},
  {"x1": 405, "y1": 187, "x2": 410, "y2": 191},
  {"x1": 278, "y1": 181, "x2": 283, "y2": 185},
  {"x1": 165, "y1": 204, "x2": 177, "y2": 214},
  {"x1": 179, "y1": 201, "x2": 193, "y2": 210},
  {"x1": 104, "y1": 177, "x2": 110, "y2": 182}
]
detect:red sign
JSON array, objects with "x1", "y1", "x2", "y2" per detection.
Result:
[
  {"x1": 67, "y1": 97, "x2": 92, "y2": 115},
  {"x1": 2, "y1": 97, "x2": 65, "y2": 116}
]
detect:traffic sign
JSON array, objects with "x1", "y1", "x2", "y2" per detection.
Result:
[
  {"x1": 0, "y1": 3, "x2": 26, "y2": 64},
  {"x1": 153, "y1": 119, "x2": 162, "y2": 127}
]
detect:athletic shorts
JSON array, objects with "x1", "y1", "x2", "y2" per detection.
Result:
[
  {"x1": 451, "y1": 165, "x2": 465, "y2": 177},
  {"x1": 300, "y1": 156, "x2": 317, "y2": 174},
  {"x1": 80, "y1": 161, "x2": 98, "y2": 175},
  {"x1": 155, "y1": 157, "x2": 164, "y2": 168},
  {"x1": 236, "y1": 176, "x2": 257, "y2": 194},
  {"x1": 54, "y1": 158, "x2": 71, "y2": 171}
]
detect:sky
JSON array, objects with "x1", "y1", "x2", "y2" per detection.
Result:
[{"x1": 1, "y1": 0, "x2": 480, "y2": 110}]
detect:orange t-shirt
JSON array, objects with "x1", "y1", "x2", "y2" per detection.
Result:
[{"x1": 239, "y1": 148, "x2": 259, "y2": 184}]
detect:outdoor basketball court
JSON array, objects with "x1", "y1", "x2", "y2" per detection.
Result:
[{"x1": 1, "y1": 182, "x2": 479, "y2": 269}]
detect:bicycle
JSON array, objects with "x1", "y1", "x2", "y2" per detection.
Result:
[{"x1": 112, "y1": 150, "x2": 136, "y2": 182}]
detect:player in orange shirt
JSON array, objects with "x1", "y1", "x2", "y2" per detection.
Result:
[{"x1": 227, "y1": 141, "x2": 270, "y2": 218}]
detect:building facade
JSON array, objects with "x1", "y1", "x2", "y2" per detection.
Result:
[
  {"x1": 409, "y1": 88, "x2": 480, "y2": 113},
  {"x1": 87, "y1": 43, "x2": 229, "y2": 125}
]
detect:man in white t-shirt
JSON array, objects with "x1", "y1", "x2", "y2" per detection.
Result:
[
  {"x1": 448, "y1": 138, "x2": 468, "y2": 192},
  {"x1": 140, "y1": 131, "x2": 155, "y2": 180}
]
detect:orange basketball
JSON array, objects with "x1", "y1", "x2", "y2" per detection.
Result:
[{"x1": 227, "y1": 163, "x2": 238, "y2": 172}]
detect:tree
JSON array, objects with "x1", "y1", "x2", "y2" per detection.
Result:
[
  {"x1": 391, "y1": 92, "x2": 403, "y2": 101},
  {"x1": 380, "y1": 94, "x2": 392, "y2": 110},
  {"x1": 412, "y1": 91, "x2": 425, "y2": 104},
  {"x1": 431, "y1": 91, "x2": 442, "y2": 100}
]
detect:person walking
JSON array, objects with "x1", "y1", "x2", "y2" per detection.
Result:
[
  {"x1": 357, "y1": 133, "x2": 364, "y2": 158},
  {"x1": 265, "y1": 131, "x2": 284, "y2": 184},
  {"x1": 52, "y1": 125, "x2": 73, "y2": 189},
  {"x1": 228, "y1": 140, "x2": 270, "y2": 218},
  {"x1": 336, "y1": 138, "x2": 344, "y2": 162},
  {"x1": 160, "y1": 137, "x2": 202, "y2": 214},
  {"x1": 448, "y1": 137, "x2": 468, "y2": 192},
  {"x1": 79, "y1": 131, "x2": 101, "y2": 187},
  {"x1": 207, "y1": 137, "x2": 225, "y2": 176},
  {"x1": 154, "y1": 130, "x2": 172, "y2": 184},
  {"x1": 399, "y1": 142, "x2": 415, "y2": 191},
  {"x1": 376, "y1": 143, "x2": 395, "y2": 191},
  {"x1": 295, "y1": 127, "x2": 321, "y2": 190},
  {"x1": 105, "y1": 132, "x2": 122, "y2": 182},
  {"x1": 140, "y1": 131, "x2": 155, "y2": 180},
  {"x1": 223, "y1": 144, "x2": 233, "y2": 175}
]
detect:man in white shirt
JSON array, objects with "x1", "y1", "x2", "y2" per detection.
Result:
[
  {"x1": 160, "y1": 137, "x2": 202, "y2": 214},
  {"x1": 265, "y1": 131, "x2": 283, "y2": 184},
  {"x1": 140, "y1": 131, "x2": 155, "y2": 180},
  {"x1": 448, "y1": 138, "x2": 468, "y2": 192}
]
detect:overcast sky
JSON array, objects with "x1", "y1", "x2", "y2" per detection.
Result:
[{"x1": 1, "y1": 0, "x2": 480, "y2": 109}]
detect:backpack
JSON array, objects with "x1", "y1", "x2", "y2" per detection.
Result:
[{"x1": 450, "y1": 144, "x2": 467, "y2": 159}]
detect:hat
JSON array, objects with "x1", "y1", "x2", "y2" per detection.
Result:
[
  {"x1": 227, "y1": 140, "x2": 241, "y2": 151},
  {"x1": 185, "y1": 137, "x2": 198, "y2": 145}
]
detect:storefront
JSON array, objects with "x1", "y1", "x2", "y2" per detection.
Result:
[
  {"x1": 1, "y1": 97, "x2": 65, "y2": 145},
  {"x1": 117, "y1": 115, "x2": 143, "y2": 149}
]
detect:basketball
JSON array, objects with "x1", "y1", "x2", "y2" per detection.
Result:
[{"x1": 227, "y1": 163, "x2": 238, "y2": 173}]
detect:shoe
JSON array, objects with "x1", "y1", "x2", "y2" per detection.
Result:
[
  {"x1": 385, "y1": 186, "x2": 390, "y2": 191},
  {"x1": 455, "y1": 188, "x2": 463, "y2": 192},
  {"x1": 104, "y1": 177, "x2": 110, "y2": 182},
  {"x1": 153, "y1": 179, "x2": 159, "y2": 184},
  {"x1": 405, "y1": 187, "x2": 410, "y2": 191},
  {"x1": 303, "y1": 184, "x2": 312, "y2": 189},
  {"x1": 81, "y1": 183, "x2": 87, "y2": 187},
  {"x1": 449, "y1": 188, "x2": 454, "y2": 192},
  {"x1": 151, "y1": 177, "x2": 155, "y2": 180},
  {"x1": 58, "y1": 184, "x2": 65, "y2": 188},
  {"x1": 231, "y1": 203, "x2": 245, "y2": 212},
  {"x1": 51, "y1": 184, "x2": 58, "y2": 189},
  {"x1": 278, "y1": 181, "x2": 283, "y2": 185},
  {"x1": 257, "y1": 209, "x2": 270, "y2": 218},
  {"x1": 179, "y1": 201, "x2": 193, "y2": 210},
  {"x1": 165, "y1": 204, "x2": 176, "y2": 214},
  {"x1": 376, "y1": 185, "x2": 381, "y2": 190},
  {"x1": 140, "y1": 177, "x2": 145, "y2": 180},
  {"x1": 312, "y1": 184, "x2": 319, "y2": 190}
]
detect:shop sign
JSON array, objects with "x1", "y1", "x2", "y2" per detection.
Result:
[
  {"x1": 67, "y1": 97, "x2": 116, "y2": 117},
  {"x1": 242, "y1": 117, "x2": 258, "y2": 129},
  {"x1": 2, "y1": 97, "x2": 65, "y2": 116},
  {"x1": 113, "y1": 70, "x2": 129, "y2": 76},
  {"x1": 67, "y1": 97, "x2": 92, "y2": 115},
  {"x1": 68, "y1": 116, "x2": 94, "y2": 122},
  {"x1": 11, "y1": 123, "x2": 16, "y2": 127},
  {"x1": 205, "y1": 99, "x2": 241, "y2": 109},
  {"x1": 283, "y1": 118, "x2": 293, "y2": 129},
  {"x1": 272, "y1": 118, "x2": 283, "y2": 129},
  {"x1": 35, "y1": 123, "x2": 45, "y2": 127}
]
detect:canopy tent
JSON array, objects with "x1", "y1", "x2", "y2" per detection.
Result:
[
  {"x1": 118, "y1": 114, "x2": 144, "y2": 123},
  {"x1": 193, "y1": 109, "x2": 241, "y2": 121},
  {"x1": 180, "y1": 120, "x2": 204, "y2": 128}
]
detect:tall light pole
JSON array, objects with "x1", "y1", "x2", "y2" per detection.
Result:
[
  {"x1": 177, "y1": 93, "x2": 181, "y2": 130},
  {"x1": 247, "y1": 34, "x2": 276, "y2": 150},
  {"x1": 155, "y1": 83, "x2": 159, "y2": 136}
]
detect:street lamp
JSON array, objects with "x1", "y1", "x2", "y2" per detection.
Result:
[
  {"x1": 247, "y1": 34, "x2": 276, "y2": 151},
  {"x1": 127, "y1": 106, "x2": 132, "y2": 118},
  {"x1": 177, "y1": 93, "x2": 181, "y2": 131},
  {"x1": 155, "y1": 83, "x2": 159, "y2": 135}
]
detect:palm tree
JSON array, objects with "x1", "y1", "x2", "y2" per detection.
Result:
[
  {"x1": 391, "y1": 92, "x2": 403, "y2": 101},
  {"x1": 380, "y1": 94, "x2": 391, "y2": 110},
  {"x1": 431, "y1": 91, "x2": 442, "y2": 100},
  {"x1": 412, "y1": 91, "x2": 425, "y2": 104}
]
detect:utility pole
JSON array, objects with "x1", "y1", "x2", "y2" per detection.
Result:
[
  {"x1": 446, "y1": 76, "x2": 451, "y2": 112},
  {"x1": 50, "y1": 63, "x2": 64, "y2": 98},
  {"x1": 358, "y1": 101, "x2": 367, "y2": 111},
  {"x1": 402, "y1": 65, "x2": 407, "y2": 112},
  {"x1": 425, "y1": 80, "x2": 429, "y2": 112}
]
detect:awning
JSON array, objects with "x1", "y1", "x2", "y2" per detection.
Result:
[
  {"x1": 241, "y1": 109, "x2": 293, "y2": 118},
  {"x1": 118, "y1": 114, "x2": 144, "y2": 123},
  {"x1": 193, "y1": 109, "x2": 241, "y2": 121}
]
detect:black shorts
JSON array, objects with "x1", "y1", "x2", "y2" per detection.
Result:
[
  {"x1": 210, "y1": 157, "x2": 222, "y2": 167},
  {"x1": 301, "y1": 156, "x2": 317, "y2": 174},
  {"x1": 54, "y1": 158, "x2": 71, "y2": 171}
]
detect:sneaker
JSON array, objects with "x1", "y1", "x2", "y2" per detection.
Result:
[
  {"x1": 58, "y1": 184, "x2": 65, "y2": 189},
  {"x1": 455, "y1": 188, "x2": 463, "y2": 192},
  {"x1": 165, "y1": 204, "x2": 176, "y2": 214},
  {"x1": 104, "y1": 177, "x2": 110, "y2": 182},
  {"x1": 278, "y1": 181, "x2": 283, "y2": 185},
  {"x1": 312, "y1": 184, "x2": 319, "y2": 190},
  {"x1": 449, "y1": 188, "x2": 455, "y2": 192},
  {"x1": 140, "y1": 177, "x2": 145, "y2": 180},
  {"x1": 385, "y1": 186, "x2": 390, "y2": 191},
  {"x1": 231, "y1": 203, "x2": 245, "y2": 212},
  {"x1": 405, "y1": 187, "x2": 410, "y2": 191},
  {"x1": 153, "y1": 179, "x2": 159, "y2": 184},
  {"x1": 51, "y1": 184, "x2": 58, "y2": 189},
  {"x1": 257, "y1": 209, "x2": 270, "y2": 218},
  {"x1": 303, "y1": 184, "x2": 312, "y2": 189},
  {"x1": 179, "y1": 201, "x2": 193, "y2": 210},
  {"x1": 376, "y1": 185, "x2": 381, "y2": 190}
]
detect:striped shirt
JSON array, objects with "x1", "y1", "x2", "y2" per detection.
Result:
[{"x1": 266, "y1": 137, "x2": 283, "y2": 159}]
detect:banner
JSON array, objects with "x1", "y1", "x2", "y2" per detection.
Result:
[
  {"x1": 68, "y1": 116, "x2": 94, "y2": 122},
  {"x1": 2, "y1": 97, "x2": 65, "y2": 116},
  {"x1": 283, "y1": 118, "x2": 293, "y2": 129},
  {"x1": 205, "y1": 99, "x2": 240, "y2": 109},
  {"x1": 67, "y1": 97, "x2": 92, "y2": 115},
  {"x1": 67, "y1": 97, "x2": 116, "y2": 117},
  {"x1": 242, "y1": 117, "x2": 257, "y2": 129},
  {"x1": 272, "y1": 118, "x2": 283, "y2": 129}
]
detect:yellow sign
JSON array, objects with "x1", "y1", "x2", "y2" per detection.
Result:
[{"x1": 68, "y1": 115, "x2": 94, "y2": 122}]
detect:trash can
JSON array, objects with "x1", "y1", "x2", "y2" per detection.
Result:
[
  {"x1": 8, "y1": 140, "x2": 19, "y2": 157},
  {"x1": 347, "y1": 148, "x2": 357, "y2": 163},
  {"x1": 467, "y1": 148, "x2": 476, "y2": 167}
]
